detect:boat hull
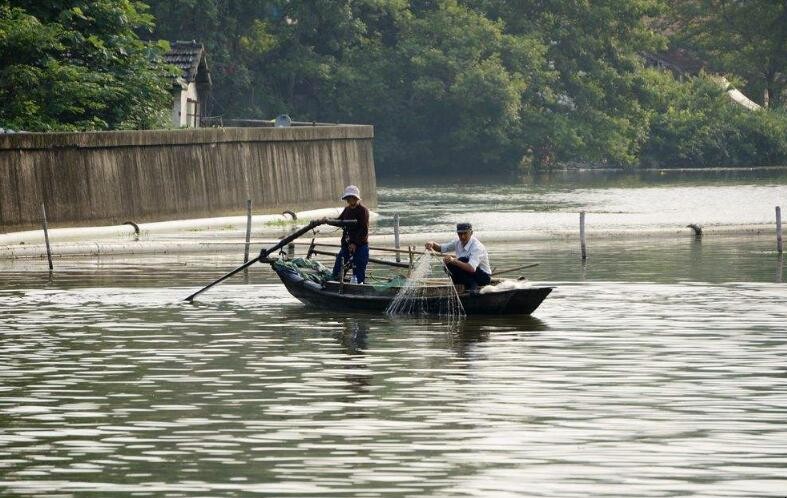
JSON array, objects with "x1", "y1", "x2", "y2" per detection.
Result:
[{"x1": 272, "y1": 265, "x2": 552, "y2": 315}]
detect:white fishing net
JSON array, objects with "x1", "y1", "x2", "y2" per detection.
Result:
[{"x1": 385, "y1": 252, "x2": 466, "y2": 318}]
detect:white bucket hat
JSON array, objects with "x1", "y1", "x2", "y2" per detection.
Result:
[{"x1": 341, "y1": 185, "x2": 361, "y2": 200}]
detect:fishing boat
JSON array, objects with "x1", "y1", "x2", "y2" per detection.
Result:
[
  {"x1": 269, "y1": 257, "x2": 552, "y2": 315},
  {"x1": 185, "y1": 218, "x2": 553, "y2": 315}
]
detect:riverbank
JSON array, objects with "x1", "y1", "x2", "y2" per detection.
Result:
[
  {"x1": 4, "y1": 168, "x2": 784, "y2": 261},
  {"x1": 1, "y1": 217, "x2": 779, "y2": 260}
]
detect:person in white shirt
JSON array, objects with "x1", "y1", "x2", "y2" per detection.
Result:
[{"x1": 425, "y1": 223, "x2": 492, "y2": 291}]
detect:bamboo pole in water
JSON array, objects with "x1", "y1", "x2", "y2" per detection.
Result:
[
  {"x1": 777, "y1": 206, "x2": 783, "y2": 254},
  {"x1": 243, "y1": 199, "x2": 252, "y2": 263},
  {"x1": 580, "y1": 211, "x2": 587, "y2": 260},
  {"x1": 394, "y1": 213, "x2": 401, "y2": 262},
  {"x1": 40, "y1": 203, "x2": 53, "y2": 271},
  {"x1": 243, "y1": 199, "x2": 252, "y2": 278}
]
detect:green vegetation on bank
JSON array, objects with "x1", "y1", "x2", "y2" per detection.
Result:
[
  {"x1": 0, "y1": 1, "x2": 176, "y2": 131},
  {"x1": 2, "y1": 0, "x2": 786, "y2": 172}
]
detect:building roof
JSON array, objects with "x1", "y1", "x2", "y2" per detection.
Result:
[
  {"x1": 164, "y1": 40, "x2": 212, "y2": 87},
  {"x1": 643, "y1": 48, "x2": 707, "y2": 76}
]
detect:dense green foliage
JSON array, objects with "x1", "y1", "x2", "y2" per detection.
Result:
[
  {"x1": 0, "y1": 0, "x2": 175, "y2": 131},
  {"x1": 667, "y1": 0, "x2": 787, "y2": 109},
  {"x1": 143, "y1": 0, "x2": 787, "y2": 173},
  {"x1": 3, "y1": 0, "x2": 786, "y2": 171},
  {"x1": 639, "y1": 70, "x2": 787, "y2": 167}
]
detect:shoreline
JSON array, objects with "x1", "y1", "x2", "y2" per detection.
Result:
[
  {"x1": 376, "y1": 165, "x2": 787, "y2": 180},
  {"x1": 1, "y1": 222, "x2": 778, "y2": 260}
]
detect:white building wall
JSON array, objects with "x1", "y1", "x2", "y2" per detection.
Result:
[
  {"x1": 171, "y1": 90, "x2": 183, "y2": 127},
  {"x1": 171, "y1": 82, "x2": 201, "y2": 128}
]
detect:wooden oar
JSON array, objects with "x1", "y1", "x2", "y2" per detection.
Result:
[
  {"x1": 490, "y1": 263, "x2": 539, "y2": 277},
  {"x1": 184, "y1": 219, "x2": 356, "y2": 302}
]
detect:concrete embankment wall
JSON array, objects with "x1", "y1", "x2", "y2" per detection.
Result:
[{"x1": 0, "y1": 126, "x2": 376, "y2": 232}]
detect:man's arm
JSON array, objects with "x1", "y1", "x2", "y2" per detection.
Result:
[
  {"x1": 444, "y1": 255, "x2": 475, "y2": 273},
  {"x1": 425, "y1": 241, "x2": 441, "y2": 252},
  {"x1": 319, "y1": 207, "x2": 346, "y2": 224}
]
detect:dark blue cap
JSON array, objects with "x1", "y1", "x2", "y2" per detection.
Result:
[{"x1": 456, "y1": 222, "x2": 472, "y2": 232}]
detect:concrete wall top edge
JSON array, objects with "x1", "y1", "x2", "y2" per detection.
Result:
[{"x1": 0, "y1": 125, "x2": 374, "y2": 150}]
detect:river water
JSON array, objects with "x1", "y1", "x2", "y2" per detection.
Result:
[{"x1": 1, "y1": 169, "x2": 786, "y2": 497}]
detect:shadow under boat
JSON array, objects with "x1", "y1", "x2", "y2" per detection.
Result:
[{"x1": 270, "y1": 260, "x2": 553, "y2": 316}]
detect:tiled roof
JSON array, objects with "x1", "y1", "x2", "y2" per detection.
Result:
[{"x1": 164, "y1": 40, "x2": 211, "y2": 85}]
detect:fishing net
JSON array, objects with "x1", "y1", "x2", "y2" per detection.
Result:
[
  {"x1": 272, "y1": 257, "x2": 333, "y2": 283},
  {"x1": 385, "y1": 252, "x2": 466, "y2": 318},
  {"x1": 369, "y1": 274, "x2": 409, "y2": 291}
]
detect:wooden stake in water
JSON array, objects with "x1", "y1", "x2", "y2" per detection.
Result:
[
  {"x1": 40, "y1": 203, "x2": 53, "y2": 271},
  {"x1": 243, "y1": 199, "x2": 253, "y2": 263},
  {"x1": 580, "y1": 211, "x2": 587, "y2": 260},
  {"x1": 243, "y1": 199, "x2": 253, "y2": 278},
  {"x1": 777, "y1": 206, "x2": 783, "y2": 254},
  {"x1": 394, "y1": 213, "x2": 401, "y2": 262}
]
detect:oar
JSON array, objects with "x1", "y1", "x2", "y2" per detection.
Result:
[
  {"x1": 184, "y1": 219, "x2": 357, "y2": 302},
  {"x1": 490, "y1": 263, "x2": 539, "y2": 277}
]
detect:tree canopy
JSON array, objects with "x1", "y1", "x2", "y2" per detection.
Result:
[
  {"x1": 667, "y1": 0, "x2": 787, "y2": 109},
  {"x1": 3, "y1": 0, "x2": 786, "y2": 172},
  {"x1": 0, "y1": 0, "x2": 175, "y2": 131}
]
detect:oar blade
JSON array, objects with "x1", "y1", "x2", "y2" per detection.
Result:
[{"x1": 184, "y1": 257, "x2": 259, "y2": 302}]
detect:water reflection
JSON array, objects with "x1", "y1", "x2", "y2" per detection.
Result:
[
  {"x1": 329, "y1": 319, "x2": 372, "y2": 397},
  {"x1": 379, "y1": 167, "x2": 787, "y2": 190},
  {"x1": 335, "y1": 319, "x2": 369, "y2": 355},
  {"x1": 377, "y1": 169, "x2": 787, "y2": 234},
  {"x1": 2, "y1": 239, "x2": 787, "y2": 497},
  {"x1": 521, "y1": 165, "x2": 787, "y2": 188}
]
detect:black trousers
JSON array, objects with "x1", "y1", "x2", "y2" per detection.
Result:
[{"x1": 447, "y1": 256, "x2": 491, "y2": 290}]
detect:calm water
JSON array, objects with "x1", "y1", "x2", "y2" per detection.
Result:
[
  {"x1": 376, "y1": 168, "x2": 787, "y2": 233},
  {"x1": 2, "y1": 170, "x2": 786, "y2": 497}
]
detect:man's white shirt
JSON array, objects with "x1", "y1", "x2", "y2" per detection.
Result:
[{"x1": 440, "y1": 236, "x2": 491, "y2": 274}]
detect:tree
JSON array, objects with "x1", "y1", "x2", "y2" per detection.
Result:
[
  {"x1": 0, "y1": 1, "x2": 175, "y2": 131},
  {"x1": 334, "y1": 0, "x2": 549, "y2": 173},
  {"x1": 145, "y1": 0, "x2": 374, "y2": 120},
  {"x1": 140, "y1": 0, "x2": 787, "y2": 173},
  {"x1": 144, "y1": 0, "x2": 269, "y2": 118},
  {"x1": 667, "y1": 0, "x2": 787, "y2": 109},
  {"x1": 472, "y1": 0, "x2": 667, "y2": 168},
  {"x1": 639, "y1": 69, "x2": 787, "y2": 167}
]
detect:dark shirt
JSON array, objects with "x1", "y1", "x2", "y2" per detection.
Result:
[{"x1": 338, "y1": 204, "x2": 369, "y2": 247}]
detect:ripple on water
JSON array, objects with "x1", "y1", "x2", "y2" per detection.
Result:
[{"x1": 1, "y1": 279, "x2": 786, "y2": 497}]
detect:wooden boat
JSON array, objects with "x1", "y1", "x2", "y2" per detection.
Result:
[
  {"x1": 185, "y1": 218, "x2": 552, "y2": 315},
  {"x1": 270, "y1": 259, "x2": 552, "y2": 315}
]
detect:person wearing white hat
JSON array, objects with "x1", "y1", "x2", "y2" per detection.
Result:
[{"x1": 329, "y1": 185, "x2": 370, "y2": 283}]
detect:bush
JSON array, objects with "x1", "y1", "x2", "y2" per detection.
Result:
[{"x1": 640, "y1": 70, "x2": 787, "y2": 167}]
